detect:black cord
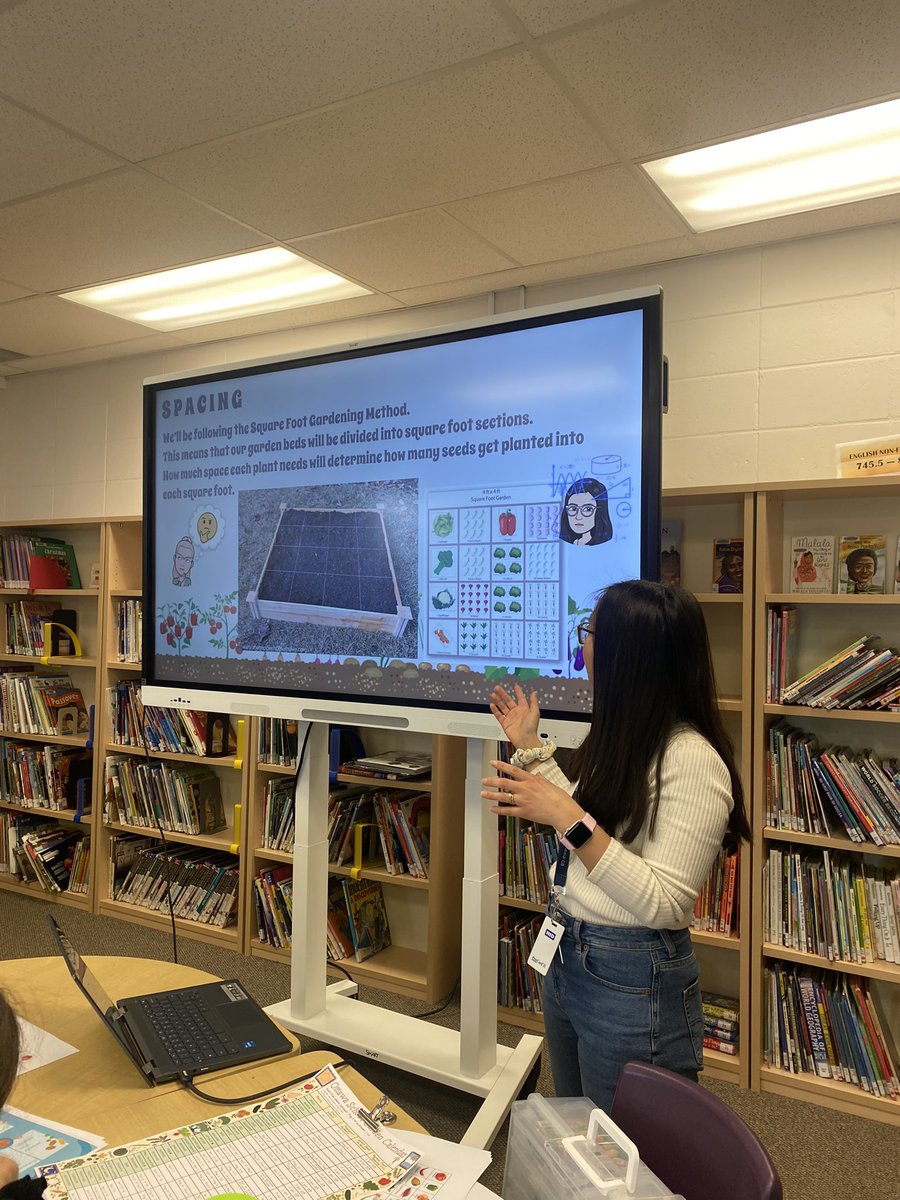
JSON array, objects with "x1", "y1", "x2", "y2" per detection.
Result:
[
  {"x1": 412, "y1": 977, "x2": 460, "y2": 1020},
  {"x1": 179, "y1": 1058, "x2": 348, "y2": 1105},
  {"x1": 140, "y1": 722, "x2": 178, "y2": 963}
]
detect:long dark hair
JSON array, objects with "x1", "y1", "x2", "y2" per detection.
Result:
[
  {"x1": 569, "y1": 580, "x2": 749, "y2": 850},
  {"x1": 558, "y1": 477, "x2": 613, "y2": 545},
  {"x1": 0, "y1": 988, "x2": 19, "y2": 1109}
]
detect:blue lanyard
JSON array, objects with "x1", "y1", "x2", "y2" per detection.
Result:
[{"x1": 549, "y1": 787, "x2": 578, "y2": 918}]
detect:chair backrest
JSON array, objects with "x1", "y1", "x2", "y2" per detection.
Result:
[{"x1": 609, "y1": 1062, "x2": 782, "y2": 1200}]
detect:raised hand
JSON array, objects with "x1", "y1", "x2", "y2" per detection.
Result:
[{"x1": 488, "y1": 683, "x2": 541, "y2": 750}]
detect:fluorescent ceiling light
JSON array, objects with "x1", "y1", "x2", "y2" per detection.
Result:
[
  {"x1": 642, "y1": 98, "x2": 900, "y2": 232},
  {"x1": 61, "y1": 248, "x2": 371, "y2": 330}
]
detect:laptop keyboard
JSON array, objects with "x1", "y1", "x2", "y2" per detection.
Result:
[{"x1": 137, "y1": 990, "x2": 241, "y2": 1069}]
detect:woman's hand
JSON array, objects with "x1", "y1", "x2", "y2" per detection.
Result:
[
  {"x1": 489, "y1": 684, "x2": 541, "y2": 751},
  {"x1": 481, "y1": 759, "x2": 583, "y2": 833}
]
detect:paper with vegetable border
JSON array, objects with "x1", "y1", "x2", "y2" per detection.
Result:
[
  {"x1": 0, "y1": 1106, "x2": 103, "y2": 1177},
  {"x1": 39, "y1": 1064, "x2": 420, "y2": 1200}
]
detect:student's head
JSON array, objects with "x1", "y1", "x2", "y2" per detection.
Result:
[
  {"x1": 0, "y1": 988, "x2": 19, "y2": 1110},
  {"x1": 846, "y1": 547, "x2": 877, "y2": 584},
  {"x1": 571, "y1": 580, "x2": 749, "y2": 848},
  {"x1": 558, "y1": 477, "x2": 613, "y2": 545}
]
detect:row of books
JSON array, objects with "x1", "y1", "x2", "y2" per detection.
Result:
[
  {"x1": 261, "y1": 776, "x2": 295, "y2": 852},
  {"x1": 328, "y1": 787, "x2": 430, "y2": 879},
  {"x1": 257, "y1": 717, "x2": 300, "y2": 766},
  {"x1": 702, "y1": 991, "x2": 740, "y2": 1056},
  {"x1": 0, "y1": 812, "x2": 90, "y2": 894},
  {"x1": 0, "y1": 533, "x2": 81, "y2": 590},
  {"x1": 765, "y1": 719, "x2": 900, "y2": 845},
  {"x1": 692, "y1": 847, "x2": 740, "y2": 936},
  {"x1": 104, "y1": 756, "x2": 226, "y2": 836},
  {"x1": 4, "y1": 599, "x2": 60, "y2": 657},
  {"x1": 764, "y1": 963, "x2": 898, "y2": 1097},
  {"x1": 0, "y1": 669, "x2": 90, "y2": 737},
  {"x1": 789, "y1": 533, "x2": 900, "y2": 596},
  {"x1": 114, "y1": 844, "x2": 239, "y2": 926},
  {"x1": 253, "y1": 869, "x2": 393, "y2": 965},
  {"x1": 498, "y1": 815, "x2": 556, "y2": 906},
  {"x1": 0, "y1": 740, "x2": 92, "y2": 813},
  {"x1": 115, "y1": 598, "x2": 143, "y2": 664},
  {"x1": 498, "y1": 911, "x2": 544, "y2": 1014},
  {"x1": 107, "y1": 680, "x2": 231, "y2": 756},
  {"x1": 764, "y1": 846, "x2": 900, "y2": 966},
  {"x1": 767, "y1": 611, "x2": 900, "y2": 710}
]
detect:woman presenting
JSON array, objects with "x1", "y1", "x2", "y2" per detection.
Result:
[{"x1": 483, "y1": 580, "x2": 749, "y2": 1110}]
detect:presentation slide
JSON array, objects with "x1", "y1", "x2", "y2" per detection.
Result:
[{"x1": 147, "y1": 303, "x2": 655, "y2": 716}]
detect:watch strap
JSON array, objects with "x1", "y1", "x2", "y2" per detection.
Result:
[{"x1": 559, "y1": 812, "x2": 597, "y2": 851}]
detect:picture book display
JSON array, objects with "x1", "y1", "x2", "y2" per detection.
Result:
[
  {"x1": 712, "y1": 537, "x2": 744, "y2": 593},
  {"x1": 789, "y1": 535, "x2": 835, "y2": 594},
  {"x1": 838, "y1": 534, "x2": 886, "y2": 594},
  {"x1": 341, "y1": 877, "x2": 391, "y2": 962}
]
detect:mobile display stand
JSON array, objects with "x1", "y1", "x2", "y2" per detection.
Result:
[{"x1": 265, "y1": 722, "x2": 543, "y2": 1148}]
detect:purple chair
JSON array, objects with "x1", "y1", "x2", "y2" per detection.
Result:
[{"x1": 609, "y1": 1062, "x2": 782, "y2": 1200}]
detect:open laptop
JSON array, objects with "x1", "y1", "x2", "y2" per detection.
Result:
[{"x1": 48, "y1": 914, "x2": 292, "y2": 1085}]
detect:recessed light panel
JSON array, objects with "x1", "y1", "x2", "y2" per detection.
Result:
[
  {"x1": 643, "y1": 99, "x2": 900, "y2": 232},
  {"x1": 61, "y1": 248, "x2": 371, "y2": 330}
]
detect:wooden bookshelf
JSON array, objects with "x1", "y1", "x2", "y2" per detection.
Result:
[{"x1": 752, "y1": 477, "x2": 900, "y2": 1126}]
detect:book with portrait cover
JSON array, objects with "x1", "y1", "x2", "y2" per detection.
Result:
[
  {"x1": 838, "y1": 535, "x2": 887, "y2": 594},
  {"x1": 660, "y1": 519, "x2": 683, "y2": 586},
  {"x1": 340, "y1": 877, "x2": 391, "y2": 962},
  {"x1": 712, "y1": 537, "x2": 744, "y2": 593},
  {"x1": 789, "y1": 535, "x2": 835, "y2": 594}
]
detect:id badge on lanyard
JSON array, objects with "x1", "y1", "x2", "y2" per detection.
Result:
[{"x1": 526, "y1": 844, "x2": 570, "y2": 977}]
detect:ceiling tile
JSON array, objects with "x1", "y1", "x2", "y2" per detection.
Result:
[
  {"x1": 0, "y1": 170, "x2": 266, "y2": 292},
  {"x1": 0, "y1": 0, "x2": 519, "y2": 159},
  {"x1": 0, "y1": 279, "x2": 32, "y2": 303},
  {"x1": 446, "y1": 166, "x2": 686, "y2": 262},
  {"x1": 170, "y1": 293, "x2": 399, "y2": 344},
  {"x1": 0, "y1": 96, "x2": 121, "y2": 203},
  {"x1": 0, "y1": 295, "x2": 175, "y2": 356},
  {"x1": 291, "y1": 210, "x2": 517, "y2": 291},
  {"x1": 504, "y1": 0, "x2": 643, "y2": 37},
  {"x1": 547, "y1": 0, "x2": 900, "y2": 159},
  {"x1": 146, "y1": 53, "x2": 614, "y2": 238}
]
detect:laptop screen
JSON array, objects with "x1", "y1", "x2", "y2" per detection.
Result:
[{"x1": 48, "y1": 914, "x2": 121, "y2": 1023}]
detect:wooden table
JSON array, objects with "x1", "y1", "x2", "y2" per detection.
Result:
[{"x1": 2, "y1": 956, "x2": 426, "y2": 1147}]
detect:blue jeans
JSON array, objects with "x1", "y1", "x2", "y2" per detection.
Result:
[{"x1": 541, "y1": 914, "x2": 703, "y2": 1112}]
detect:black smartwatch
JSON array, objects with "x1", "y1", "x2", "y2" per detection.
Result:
[{"x1": 559, "y1": 812, "x2": 597, "y2": 850}]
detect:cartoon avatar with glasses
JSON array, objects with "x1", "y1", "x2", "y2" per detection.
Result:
[{"x1": 558, "y1": 477, "x2": 613, "y2": 546}]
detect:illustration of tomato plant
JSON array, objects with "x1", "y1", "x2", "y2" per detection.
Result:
[
  {"x1": 203, "y1": 591, "x2": 240, "y2": 657},
  {"x1": 156, "y1": 599, "x2": 202, "y2": 655}
]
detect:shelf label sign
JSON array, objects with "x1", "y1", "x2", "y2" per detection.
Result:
[{"x1": 835, "y1": 434, "x2": 900, "y2": 478}]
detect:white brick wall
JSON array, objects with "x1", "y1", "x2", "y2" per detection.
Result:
[{"x1": 1, "y1": 221, "x2": 899, "y2": 518}]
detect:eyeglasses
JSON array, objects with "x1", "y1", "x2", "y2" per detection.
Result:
[
  {"x1": 566, "y1": 503, "x2": 597, "y2": 517},
  {"x1": 576, "y1": 620, "x2": 594, "y2": 646}
]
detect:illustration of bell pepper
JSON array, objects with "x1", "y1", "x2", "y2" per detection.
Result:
[{"x1": 499, "y1": 509, "x2": 516, "y2": 536}]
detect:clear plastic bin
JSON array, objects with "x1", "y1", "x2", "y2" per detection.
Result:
[{"x1": 503, "y1": 1094, "x2": 683, "y2": 1200}]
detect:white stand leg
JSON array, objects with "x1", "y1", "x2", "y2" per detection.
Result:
[{"x1": 265, "y1": 725, "x2": 542, "y2": 1149}]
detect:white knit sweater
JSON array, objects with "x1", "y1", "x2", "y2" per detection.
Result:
[{"x1": 535, "y1": 725, "x2": 733, "y2": 929}]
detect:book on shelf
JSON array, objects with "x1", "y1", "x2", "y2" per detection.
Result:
[
  {"x1": 789, "y1": 535, "x2": 835, "y2": 594},
  {"x1": 701, "y1": 991, "x2": 740, "y2": 1023},
  {"x1": 660, "y1": 519, "x2": 683, "y2": 586},
  {"x1": 104, "y1": 756, "x2": 226, "y2": 836},
  {"x1": 116, "y1": 846, "x2": 240, "y2": 926},
  {"x1": 341, "y1": 749, "x2": 432, "y2": 779},
  {"x1": 340, "y1": 877, "x2": 391, "y2": 962},
  {"x1": 895, "y1": 533, "x2": 900, "y2": 595},
  {"x1": 253, "y1": 865, "x2": 293, "y2": 948},
  {"x1": 4, "y1": 599, "x2": 57, "y2": 655},
  {"x1": 692, "y1": 847, "x2": 739, "y2": 935},
  {"x1": 115, "y1": 597, "x2": 143, "y2": 663},
  {"x1": 712, "y1": 537, "x2": 744, "y2": 594},
  {"x1": 765, "y1": 605, "x2": 798, "y2": 703},
  {"x1": 43, "y1": 684, "x2": 90, "y2": 736},
  {"x1": 257, "y1": 717, "x2": 300, "y2": 766},
  {"x1": 262, "y1": 775, "x2": 296, "y2": 851},
  {"x1": 498, "y1": 815, "x2": 555, "y2": 905},
  {"x1": 29, "y1": 537, "x2": 82, "y2": 589},
  {"x1": 20, "y1": 824, "x2": 87, "y2": 893},
  {"x1": 326, "y1": 880, "x2": 355, "y2": 961},
  {"x1": 765, "y1": 962, "x2": 898, "y2": 1096},
  {"x1": 0, "y1": 532, "x2": 81, "y2": 590},
  {"x1": 838, "y1": 534, "x2": 887, "y2": 594},
  {"x1": 498, "y1": 910, "x2": 544, "y2": 1014}
]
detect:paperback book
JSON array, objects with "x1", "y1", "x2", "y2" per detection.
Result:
[
  {"x1": 789, "y1": 535, "x2": 835, "y2": 594},
  {"x1": 660, "y1": 519, "x2": 683, "y2": 586},
  {"x1": 340, "y1": 877, "x2": 391, "y2": 962},
  {"x1": 838, "y1": 534, "x2": 886, "y2": 594},
  {"x1": 712, "y1": 537, "x2": 744, "y2": 593}
]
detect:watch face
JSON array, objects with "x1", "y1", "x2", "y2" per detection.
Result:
[{"x1": 564, "y1": 819, "x2": 593, "y2": 849}]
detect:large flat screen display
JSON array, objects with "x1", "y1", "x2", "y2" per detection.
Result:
[{"x1": 143, "y1": 287, "x2": 663, "y2": 743}]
